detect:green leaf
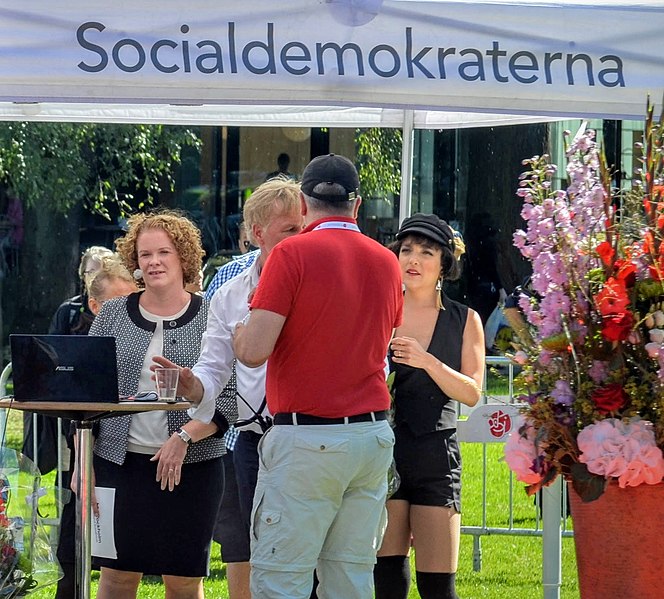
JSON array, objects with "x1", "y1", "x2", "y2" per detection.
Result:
[{"x1": 569, "y1": 462, "x2": 608, "y2": 503}]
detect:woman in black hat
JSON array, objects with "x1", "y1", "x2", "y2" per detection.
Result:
[{"x1": 374, "y1": 214, "x2": 485, "y2": 599}]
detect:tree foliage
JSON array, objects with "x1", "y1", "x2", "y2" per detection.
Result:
[
  {"x1": 355, "y1": 127, "x2": 402, "y2": 200},
  {"x1": 0, "y1": 122, "x2": 201, "y2": 217}
]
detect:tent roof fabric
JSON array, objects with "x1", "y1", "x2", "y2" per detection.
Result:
[
  {"x1": 0, "y1": 0, "x2": 661, "y2": 124},
  {"x1": 0, "y1": 103, "x2": 565, "y2": 128}
]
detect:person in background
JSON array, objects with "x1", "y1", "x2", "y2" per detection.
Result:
[
  {"x1": 502, "y1": 276, "x2": 535, "y2": 348},
  {"x1": 233, "y1": 153, "x2": 403, "y2": 599},
  {"x1": 465, "y1": 212, "x2": 507, "y2": 325},
  {"x1": 49, "y1": 246, "x2": 114, "y2": 336},
  {"x1": 265, "y1": 152, "x2": 295, "y2": 181},
  {"x1": 86, "y1": 255, "x2": 140, "y2": 314},
  {"x1": 36, "y1": 246, "x2": 113, "y2": 475},
  {"x1": 238, "y1": 221, "x2": 252, "y2": 254},
  {"x1": 205, "y1": 248, "x2": 260, "y2": 298},
  {"x1": 55, "y1": 254, "x2": 137, "y2": 599},
  {"x1": 86, "y1": 211, "x2": 232, "y2": 599},
  {"x1": 374, "y1": 214, "x2": 485, "y2": 599},
  {"x1": 154, "y1": 179, "x2": 304, "y2": 599}
]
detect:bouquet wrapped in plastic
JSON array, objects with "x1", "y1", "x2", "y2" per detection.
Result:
[{"x1": 0, "y1": 447, "x2": 61, "y2": 597}]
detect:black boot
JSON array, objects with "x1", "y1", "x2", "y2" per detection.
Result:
[
  {"x1": 373, "y1": 555, "x2": 410, "y2": 599},
  {"x1": 415, "y1": 571, "x2": 459, "y2": 599}
]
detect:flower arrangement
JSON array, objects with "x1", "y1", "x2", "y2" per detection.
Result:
[
  {"x1": 0, "y1": 478, "x2": 36, "y2": 598},
  {"x1": 504, "y1": 100, "x2": 664, "y2": 502},
  {"x1": 0, "y1": 449, "x2": 61, "y2": 597}
]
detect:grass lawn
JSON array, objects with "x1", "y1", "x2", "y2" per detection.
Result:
[{"x1": 2, "y1": 409, "x2": 579, "y2": 599}]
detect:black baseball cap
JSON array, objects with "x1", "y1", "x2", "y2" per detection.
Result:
[
  {"x1": 396, "y1": 213, "x2": 455, "y2": 251},
  {"x1": 301, "y1": 154, "x2": 359, "y2": 202}
]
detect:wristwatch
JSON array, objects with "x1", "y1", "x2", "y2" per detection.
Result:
[{"x1": 175, "y1": 428, "x2": 192, "y2": 446}]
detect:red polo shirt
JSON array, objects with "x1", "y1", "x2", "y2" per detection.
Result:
[{"x1": 251, "y1": 217, "x2": 403, "y2": 417}]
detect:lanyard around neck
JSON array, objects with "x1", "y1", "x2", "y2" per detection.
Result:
[{"x1": 312, "y1": 220, "x2": 361, "y2": 232}]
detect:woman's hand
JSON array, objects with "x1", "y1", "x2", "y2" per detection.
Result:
[
  {"x1": 151, "y1": 434, "x2": 188, "y2": 492},
  {"x1": 390, "y1": 336, "x2": 434, "y2": 371}
]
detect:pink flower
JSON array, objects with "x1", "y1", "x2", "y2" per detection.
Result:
[
  {"x1": 512, "y1": 350, "x2": 528, "y2": 365},
  {"x1": 504, "y1": 424, "x2": 545, "y2": 485},
  {"x1": 577, "y1": 419, "x2": 664, "y2": 488},
  {"x1": 645, "y1": 342, "x2": 662, "y2": 358}
]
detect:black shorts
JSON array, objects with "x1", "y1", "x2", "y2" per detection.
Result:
[
  {"x1": 93, "y1": 452, "x2": 223, "y2": 577},
  {"x1": 389, "y1": 425, "x2": 461, "y2": 512}
]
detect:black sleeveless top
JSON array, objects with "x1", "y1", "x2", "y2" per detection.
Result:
[{"x1": 392, "y1": 294, "x2": 468, "y2": 436}]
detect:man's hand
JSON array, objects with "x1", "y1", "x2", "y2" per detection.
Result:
[
  {"x1": 151, "y1": 356, "x2": 203, "y2": 403},
  {"x1": 233, "y1": 309, "x2": 286, "y2": 368}
]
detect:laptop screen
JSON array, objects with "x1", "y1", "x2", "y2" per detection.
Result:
[{"x1": 10, "y1": 334, "x2": 119, "y2": 403}]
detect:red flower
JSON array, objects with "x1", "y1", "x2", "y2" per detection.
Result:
[
  {"x1": 596, "y1": 241, "x2": 615, "y2": 267},
  {"x1": 601, "y1": 311, "x2": 634, "y2": 342},
  {"x1": 614, "y1": 259, "x2": 636, "y2": 287},
  {"x1": 595, "y1": 277, "x2": 629, "y2": 316},
  {"x1": 591, "y1": 383, "x2": 628, "y2": 414},
  {"x1": 648, "y1": 256, "x2": 664, "y2": 281}
]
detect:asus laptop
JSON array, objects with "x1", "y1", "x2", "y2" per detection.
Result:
[{"x1": 9, "y1": 334, "x2": 119, "y2": 403}]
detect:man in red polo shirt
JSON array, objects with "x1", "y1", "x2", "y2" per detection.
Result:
[{"x1": 233, "y1": 153, "x2": 403, "y2": 599}]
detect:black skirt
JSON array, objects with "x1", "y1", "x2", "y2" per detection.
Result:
[{"x1": 93, "y1": 452, "x2": 224, "y2": 577}]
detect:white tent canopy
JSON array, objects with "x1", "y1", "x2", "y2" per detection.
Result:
[
  {"x1": 0, "y1": 0, "x2": 662, "y2": 125},
  {"x1": 0, "y1": 103, "x2": 563, "y2": 128}
]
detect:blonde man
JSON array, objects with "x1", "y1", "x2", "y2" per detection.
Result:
[{"x1": 154, "y1": 178, "x2": 303, "y2": 599}]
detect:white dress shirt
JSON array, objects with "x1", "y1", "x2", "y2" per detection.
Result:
[{"x1": 191, "y1": 258, "x2": 269, "y2": 434}]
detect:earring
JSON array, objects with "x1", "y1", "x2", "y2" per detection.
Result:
[{"x1": 436, "y1": 276, "x2": 443, "y2": 310}]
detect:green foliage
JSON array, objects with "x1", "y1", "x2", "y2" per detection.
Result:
[
  {"x1": 355, "y1": 127, "x2": 402, "y2": 200},
  {"x1": 4, "y1": 410, "x2": 579, "y2": 599},
  {"x1": 0, "y1": 122, "x2": 201, "y2": 218}
]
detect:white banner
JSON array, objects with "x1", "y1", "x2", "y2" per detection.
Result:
[{"x1": 0, "y1": 0, "x2": 662, "y2": 120}]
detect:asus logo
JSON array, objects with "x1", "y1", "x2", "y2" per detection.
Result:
[{"x1": 55, "y1": 366, "x2": 74, "y2": 372}]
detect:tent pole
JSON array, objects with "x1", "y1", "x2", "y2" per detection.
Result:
[{"x1": 399, "y1": 109, "x2": 415, "y2": 224}]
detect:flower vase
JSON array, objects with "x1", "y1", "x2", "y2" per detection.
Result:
[{"x1": 568, "y1": 481, "x2": 664, "y2": 599}]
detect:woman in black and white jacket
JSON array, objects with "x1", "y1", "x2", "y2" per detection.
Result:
[{"x1": 88, "y1": 211, "x2": 231, "y2": 599}]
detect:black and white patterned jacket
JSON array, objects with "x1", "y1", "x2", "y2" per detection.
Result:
[{"x1": 90, "y1": 291, "x2": 232, "y2": 465}]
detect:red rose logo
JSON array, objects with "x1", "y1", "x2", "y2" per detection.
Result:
[{"x1": 488, "y1": 410, "x2": 512, "y2": 438}]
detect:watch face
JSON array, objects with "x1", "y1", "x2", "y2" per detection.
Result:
[{"x1": 178, "y1": 429, "x2": 191, "y2": 444}]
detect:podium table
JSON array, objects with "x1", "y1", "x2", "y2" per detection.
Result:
[{"x1": 0, "y1": 399, "x2": 190, "y2": 599}]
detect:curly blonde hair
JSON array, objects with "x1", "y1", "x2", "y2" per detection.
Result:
[{"x1": 115, "y1": 210, "x2": 205, "y2": 287}]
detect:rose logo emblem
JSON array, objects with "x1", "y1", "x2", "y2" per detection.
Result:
[{"x1": 488, "y1": 410, "x2": 512, "y2": 439}]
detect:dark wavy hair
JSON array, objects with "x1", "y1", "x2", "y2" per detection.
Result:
[{"x1": 390, "y1": 233, "x2": 462, "y2": 282}]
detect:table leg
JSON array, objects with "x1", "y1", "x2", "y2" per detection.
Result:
[{"x1": 75, "y1": 421, "x2": 93, "y2": 599}]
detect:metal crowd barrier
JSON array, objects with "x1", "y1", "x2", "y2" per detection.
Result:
[
  {"x1": 458, "y1": 356, "x2": 570, "y2": 599},
  {"x1": 1, "y1": 357, "x2": 568, "y2": 598}
]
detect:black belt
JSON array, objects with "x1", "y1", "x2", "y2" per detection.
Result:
[{"x1": 273, "y1": 411, "x2": 388, "y2": 425}]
